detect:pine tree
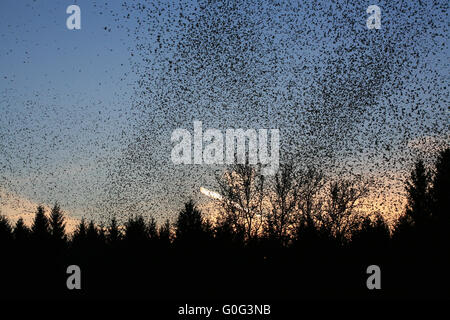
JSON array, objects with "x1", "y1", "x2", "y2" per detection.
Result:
[
  {"x1": 158, "y1": 219, "x2": 171, "y2": 247},
  {"x1": 107, "y1": 217, "x2": 122, "y2": 245},
  {"x1": 86, "y1": 220, "x2": 99, "y2": 243},
  {"x1": 405, "y1": 159, "x2": 431, "y2": 229},
  {"x1": 148, "y1": 216, "x2": 158, "y2": 240},
  {"x1": 124, "y1": 215, "x2": 148, "y2": 243},
  {"x1": 31, "y1": 206, "x2": 50, "y2": 242},
  {"x1": 97, "y1": 225, "x2": 106, "y2": 245},
  {"x1": 175, "y1": 200, "x2": 207, "y2": 245},
  {"x1": 72, "y1": 218, "x2": 87, "y2": 247},
  {"x1": 430, "y1": 148, "x2": 450, "y2": 243},
  {"x1": 0, "y1": 215, "x2": 13, "y2": 244},
  {"x1": 49, "y1": 203, "x2": 66, "y2": 245},
  {"x1": 430, "y1": 148, "x2": 450, "y2": 226},
  {"x1": 352, "y1": 213, "x2": 390, "y2": 248},
  {"x1": 13, "y1": 218, "x2": 30, "y2": 243}
]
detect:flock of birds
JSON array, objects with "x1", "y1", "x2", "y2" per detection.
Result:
[{"x1": 1, "y1": 0, "x2": 448, "y2": 226}]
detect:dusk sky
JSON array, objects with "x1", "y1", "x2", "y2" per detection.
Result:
[{"x1": 0, "y1": 0, "x2": 448, "y2": 227}]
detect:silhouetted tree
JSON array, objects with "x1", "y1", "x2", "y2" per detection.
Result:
[
  {"x1": 13, "y1": 217, "x2": 31, "y2": 244},
  {"x1": 175, "y1": 200, "x2": 209, "y2": 246},
  {"x1": 87, "y1": 220, "x2": 101, "y2": 243},
  {"x1": 218, "y1": 165, "x2": 265, "y2": 240},
  {"x1": 0, "y1": 215, "x2": 13, "y2": 245},
  {"x1": 265, "y1": 163, "x2": 297, "y2": 246},
  {"x1": 405, "y1": 159, "x2": 431, "y2": 229},
  {"x1": 394, "y1": 158, "x2": 434, "y2": 247},
  {"x1": 148, "y1": 216, "x2": 158, "y2": 240},
  {"x1": 295, "y1": 167, "x2": 325, "y2": 244},
  {"x1": 430, "y1": 148, "x2": 450, "y2": 238},
  {"x1": 352, "y1": 213, "x2": 390, "y2": 249},
  {"x1": 319, "y1": 179, "x2": 368, "y2": 244},
  {"x1": 49, "y1": 203, "x2": 67, "y2": 248},
  {"x1": 392, "y1": 212, "x2": 413, "y2": 245},
  {"x1": 72, "y1": 218, "x2": 87, "y2": 247},
  {"x1": 158, "y1": 218, "x2": 172, "y2": 247},
  {"x1": 214, "y1": 213, "x2": 245, "y2": 248},
  {"x1": 31, "y1": 205, "x2": 50, "y2": 242},
  {"x1": 106, "y1": 217, "x2": 122, "y2": 245},
  {"x1": 124, "y1": 215, "x2": 149, "y2": 244}
]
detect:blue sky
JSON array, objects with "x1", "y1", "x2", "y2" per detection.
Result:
[
  {"x1": 0, "y1": 0, "x2": 134, "y2": 218},
  {"x1": 0, "y1": 0, "x2": 448, "y2": 223}
]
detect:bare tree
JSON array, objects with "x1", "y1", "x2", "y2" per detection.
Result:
[
  {"x1": 217, "y1": 164, "x2": 266, "y2": 241},
  {"x1": 295, "y1": 167, "x2": 325, "y2": 240},
  {"x1": 318, "y1": 178, "x2": 369, "y2": 243},
  {"x1": 265, "y1": 163, "x2": 298, "y2": 246}
]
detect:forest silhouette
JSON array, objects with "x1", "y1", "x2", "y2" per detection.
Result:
[{"x1": 0, "y1": 148, "x2": 448, "y2": 300}]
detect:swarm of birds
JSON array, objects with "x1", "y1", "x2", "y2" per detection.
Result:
[{"x1": 1, "y1": 0, "x2": 448, "y2": 225}]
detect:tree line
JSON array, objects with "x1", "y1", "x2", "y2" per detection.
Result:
[{"x1": 0, "y1": 148, "x2": 448, "y2": 300}]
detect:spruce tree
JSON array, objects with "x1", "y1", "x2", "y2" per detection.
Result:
[
  {"x1": 0, "y1": 215, "x2": 13, "y2": 244},
  {"x1": 107, "y1": 217, "x2": 122, "y2": 245},
  {"x1": 13, "y1": 218, "x2": 30, "y2": 243},
  {"x1": 430, "y1": 148, "x2": 450, "y2": 226},
  {"x1": 49, "y1": 203, "x2": 66, "y2": 245},
  {"x1": 31, "y1": 205, "x2": 50, "y2": 242},
  {"x1": 405, "y1": 159, "x2": 431, "y2": 229},
  {"x1": 72, "y1": 219, "x2": 87, "y2": 247}
]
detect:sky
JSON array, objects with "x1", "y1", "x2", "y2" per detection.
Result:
[
  {"x1": 0, "y1": 0, "x2": 448, "y2": 226},
  {"x1": 0, "y1": 0, "x2": 133, "y2": 221}
]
